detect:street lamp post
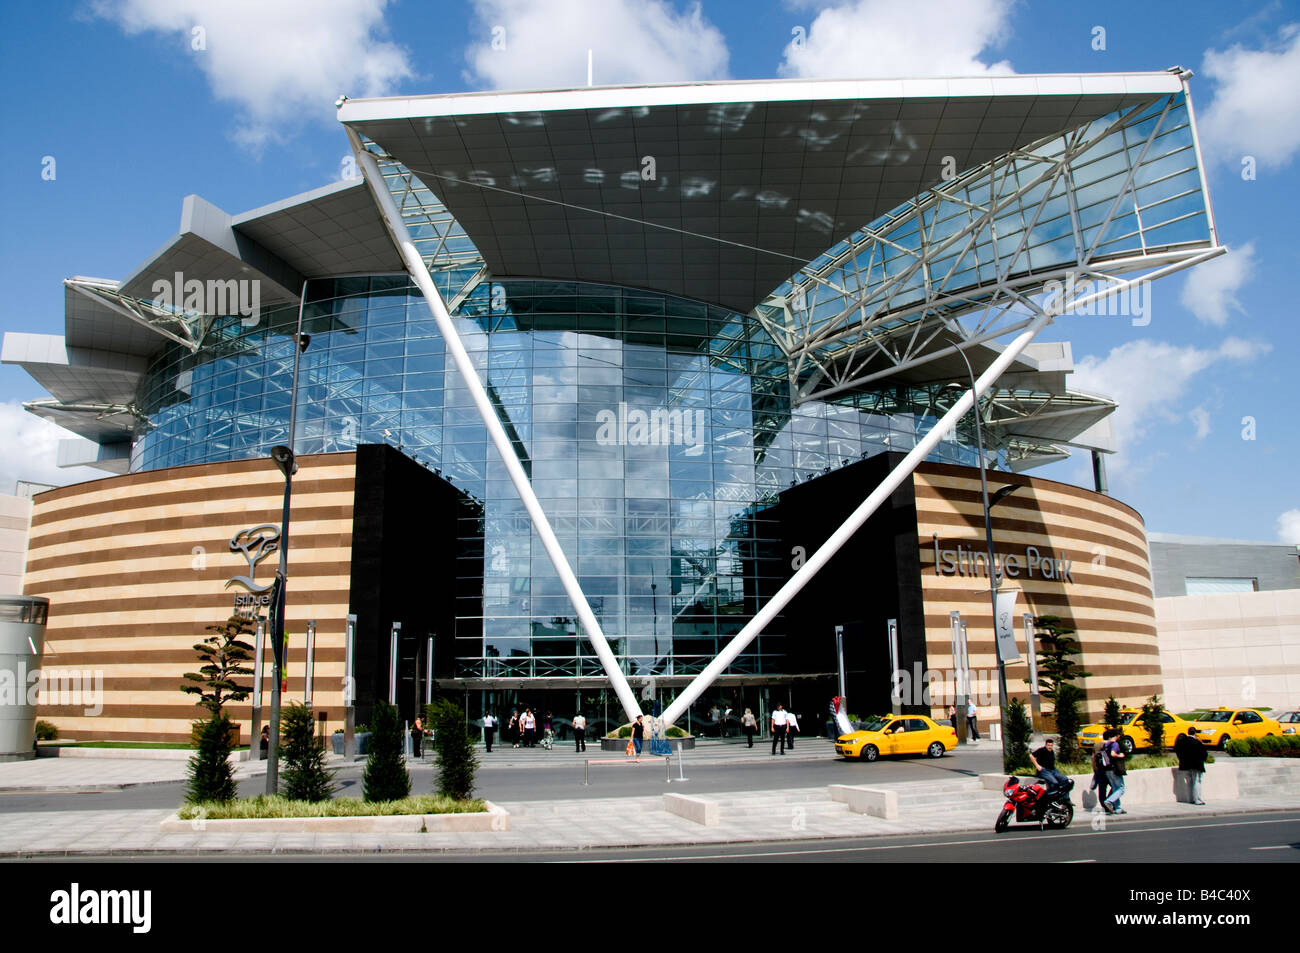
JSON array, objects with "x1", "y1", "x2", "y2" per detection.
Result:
[
  {"x1": 265, "y1": 303, "x2": 311, "y2": 796},
  {"x1": 949, "y1": 347, "x2": 1011, "y2": 769}
]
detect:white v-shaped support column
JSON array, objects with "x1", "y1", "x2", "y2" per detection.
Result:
[
  {"x1": 660, "y1": 250, "x2": 1224, "y2": 728},
  {"x1": 348, "y1": 130, "x2": 643, "y2": 724}
]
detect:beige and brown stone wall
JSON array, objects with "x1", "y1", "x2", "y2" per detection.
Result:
[
  {"x1": 22, "y1": 452, "x2": 356, "y2": 743},
  {"x1": 914, "y1": 462, "x2": 1158, "y2": 726}
]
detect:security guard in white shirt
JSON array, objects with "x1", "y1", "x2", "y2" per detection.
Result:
[{"x1": 771, "y1": 704, "x2": 789, "y2": 755}]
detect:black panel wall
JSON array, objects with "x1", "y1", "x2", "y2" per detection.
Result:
[
  {"x1": 766, "y1": 452, "x2": 928, "y2": 720},
  {"x1": 348, "y1": 444, "x2": 480, "y2": 725}
]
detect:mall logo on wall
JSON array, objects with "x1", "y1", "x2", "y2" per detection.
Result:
[
  {"x1": 225, "y1": 524, "x2": 280, "y2": 613},
  {"x1": 151, "y1": 271, "x2": 261, "y2": 327},
  {"x1": 595, "y1": 403, "x2": 706, "y2": 453},
  {"x1": 929, "y1": 534, "x2": 1075, "y2": 583}
]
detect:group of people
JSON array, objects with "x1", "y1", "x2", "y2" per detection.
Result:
[
  {"x1": 498, "y1": 708, "x2": 552, "y2": 750},
  {"x1": 480, "y1": 710, "x2": 588, "y2": 753},
  {"x1": 1028, "y1": 724, "x2": 1211, "y2": 814},
  {"x1": 945, "y1": 701, "x2": 981, "y2": 742},
  {"x1": 770, "y1": 703, "x2": 800, "y2": 754}
]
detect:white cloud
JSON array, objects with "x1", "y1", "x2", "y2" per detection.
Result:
[
  {"x1": 0, "y1": 403, "x2": 112, "y2": 494},
  {"x1": 92, "y1": 0, "x2": 413, "y2": 150},
  {"x1": 1070, "y1": 338, "x2": 1270, "y2": 475},
  {"x1": 463, "y1": 0, "x2": 729, "y2": 89},
  {"x1": 1189, "y1": 406, "x2": 1211, "y2": 439},
  {"x1": 1199, "y1": 23, "x2": 1300, "y2": 170},
  {"x1": 778, "y1": 0, "x2": 1016, "y2": 79},
  {"x1": 1179, "y1": 242, "x2": 1257, "y2": 326},
  {"x1": 1278, "y1": 508, "x2": 1300, "y2": 545}
]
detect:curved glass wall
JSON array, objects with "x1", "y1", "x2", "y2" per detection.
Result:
[{"x1": 132, "y1": 275, "x2": 1004, "y2": 678}]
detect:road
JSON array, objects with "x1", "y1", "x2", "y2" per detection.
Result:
[
  {"x1": 21, "y1": 811, "x2": 1298, "y2": 864},
  {"x1": 0, "y1": 747, "x2": 1004, "y2": 813}
]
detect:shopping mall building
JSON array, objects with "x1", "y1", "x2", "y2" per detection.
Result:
[{"x1": 3, "y1": 71, "x2": 1225, "y2": 742}]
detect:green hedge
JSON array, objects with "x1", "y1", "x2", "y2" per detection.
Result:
[{"x1": 1225, "y1": 735, "x2": 1300, "y2": 758}]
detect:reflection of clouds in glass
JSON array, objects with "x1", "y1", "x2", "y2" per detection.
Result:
[{"x1": 680, "y1": 177, "x2": 715, "y2": 199}]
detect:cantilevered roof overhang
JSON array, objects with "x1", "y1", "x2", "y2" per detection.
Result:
[{"x1": 339, "y1": 72, "x2": 1185, "y2": 314}]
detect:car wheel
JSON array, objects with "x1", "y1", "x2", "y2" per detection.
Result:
[
  {"x1": 1120, "y1": 734, "x2": 1135, "y2": 756},
  {"x1": 927, "y1": 741, "x2": 945, "y2": 758},
  {"x1": 995, "y1": 807, "x2": 1011, "y2": 833},
  {"x1": 1218, "y1": 735, "x2": 1229, "y2": 750},
  {"x1": 861, "y1": 744, "x2": 879, "y2": 762},
  {"x1": 1046, "y1": 802, "x2": 1074, "y2": 829}
]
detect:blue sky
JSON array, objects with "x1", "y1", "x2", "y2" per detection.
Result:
[{"x1": 0, "y1": 0, "x2": 1296, "y2": 543}]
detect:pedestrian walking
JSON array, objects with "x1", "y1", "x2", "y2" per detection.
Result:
[
  {"x1": 483, "y1": 711, "x2": 497, "y2": 752},
  {"x1": 410, "y1": 716, "x2": 424, "y2": 758},
  {"x1": 742, "y1": 708, "x2": 757, "y2": 748},
  {"x1": 947, "y1": 704, "x2": 958, "y2": 735},
  {"x1": 507, "y1": 709, "x2": 519, "y2": 748},
  {"x1": 1102, "y1": 728, "x2": 1127, "y2": 814},
  {"x1": 786, "y1": 710, "x2": 800, "y2": 749},
  {"x1": 771, "y1": 703, "x2": 788, "y2": 755},
  {"x1": 631, "y1": 715, "x2": 645, "y2": 762},
  {"x1": 573, "y1": 712, "x2": 587, "y2": 752},
  {"x1": 521, "y1": 708, "x2": 537, "y2": 747},
  {"x1": 966, "y1": 699, "x2": 980, "y2": 741},
  {"x1": 1174, "y1": 726, "x2": 1207, "y2": 804},
  {"x1": 1089, "y1": 739, "x2": 1110, "y2": 809}
]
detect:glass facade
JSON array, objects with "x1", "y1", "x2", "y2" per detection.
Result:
[{"x1": 131, "y1": 273, "x2": 1002, "y2": 680}]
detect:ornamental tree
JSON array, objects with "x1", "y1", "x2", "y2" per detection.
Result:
[{"x1": 181, "y1": 616, "x2": 255, "y2": 717}]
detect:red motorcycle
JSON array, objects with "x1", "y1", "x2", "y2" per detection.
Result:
[{"x1": 994, "y1": 775, "x2": 1074, "y2": 832}]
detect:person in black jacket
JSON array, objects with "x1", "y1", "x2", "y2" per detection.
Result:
[{"x1": 1174, "y1": 727, "x2": 1208, "y2": 805}]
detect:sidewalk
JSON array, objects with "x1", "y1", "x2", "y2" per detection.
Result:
[{"x1": 0, "y1": 748, "x2": 1296, "y2": 856}]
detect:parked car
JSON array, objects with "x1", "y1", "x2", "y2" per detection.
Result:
[
  {"x1": 1077, "y1": 708, "x2": 1195, "y2": 755},
  {"x1": 1188, "y1": 708, "x2": 1282, "y2": 749},
  {"x1": 835, "y1": 715, "x2": 956, "y2": 761},
  {"x1": 1272, "y1": 710, "x2": 1300, "y2": 735}
]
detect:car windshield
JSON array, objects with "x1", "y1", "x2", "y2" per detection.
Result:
[
  {"x1": 1200, "y1": 711, "x2": 1232, "y2": 723},
  {"x1": 1119, "y1": 712, "x2": 1139, "y2": 725},
  {"x1": 861, "y1": 718, "x2": 891, "y2": 732}
]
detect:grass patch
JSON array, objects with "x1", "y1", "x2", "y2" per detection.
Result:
[
  {"x1": 1015, "y1": 753, "x2": 1214, "y2": 776},
  {"x1": 177, "y1": 794, "x2": 487, "y2": 821}
]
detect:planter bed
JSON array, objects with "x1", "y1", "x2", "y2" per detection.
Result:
[
  {"x1": 599, "y1": 736, "x2": 694, "y2": 752},
  {"x1": 160, "y1": 801, "x2": 508, "y2": 834}
]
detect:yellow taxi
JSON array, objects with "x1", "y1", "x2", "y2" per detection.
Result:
[
  {"x1": 1188, "y1": 708, "x2": 1282, "y2": 749},
  {"x1": 836, "y1": 715, "x2": 956, "y2": 761},
  {"x1": 1077, "y1": 708, "x2": 1196, "y2": 756},
  {"x1": 1273, "y1": 710, "x2": 1300, "y2": 735}
]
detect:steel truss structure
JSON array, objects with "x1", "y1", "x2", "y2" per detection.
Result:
[
  {"x1": 64, "y1": 277, "x2": 215, "y2": 354},
  {"x1": 753, "y1": 86, "x2": 1220, "y2": 406},
  {"x1": 346, "y1": 77, "x2": 1227, "y2": 727}
]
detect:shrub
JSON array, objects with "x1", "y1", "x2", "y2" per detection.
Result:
[
  {"x1": 362, "y1": 701, "x2": 410, "y2": 802},
  {"x1": 1103, "y1": 696, "x2": 1121, "y2": 731},
  {"x1": 1004, "y1": 698, "x2": 1033, "y2": 773},
  {"x1": 185, "y1": 714, "x2": 237, "y2": 804},
  {"x1": 1224, "y1": 735, "x2": 1300, "y2": 758},
  {"x1": 1139, "y1": 694, "x2": 1167, "y2": 753},
  {"x1": 1054, "y1": 683, "x2": 1084, "y2": 764},
  {"x1": 280, "y1": 702, "x2": 336, "y2": 802},
  {"x1": 33, "y1": 720, "x2": 58, "y2": 742},
  {"x1": 427, "y1": 699, "x2": 479, "y2": 801}
]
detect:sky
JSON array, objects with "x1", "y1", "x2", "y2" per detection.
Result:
[{"x1": 0, "y1": 0, "x2": 1296, "y2": 544}]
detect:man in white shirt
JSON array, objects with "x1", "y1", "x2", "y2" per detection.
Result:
[
  {"x1": 573, "y1": 712, "x2": 587, "y2": 752},
  {"x1": 771, "y1": 704, "x2": 789, "y2": 755},
  {"x1": 482, "y1": 712, "x2": 497, "y2": 752},
  {"x1": 785, "y1": 710, "x2": 800, "y2": 749}
]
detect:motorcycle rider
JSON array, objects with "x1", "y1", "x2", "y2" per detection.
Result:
[{"x1": 1029, "y1": 737, "x2": 1070, "y2": 795}]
